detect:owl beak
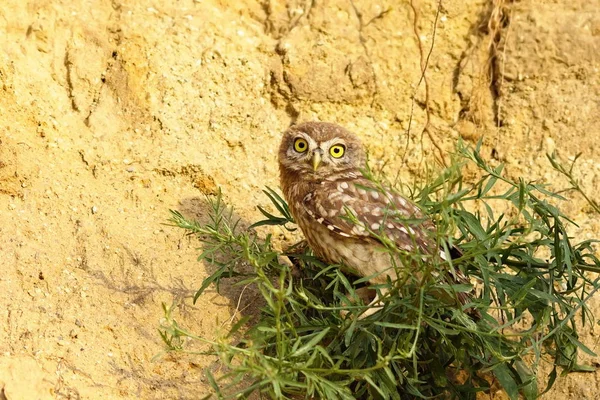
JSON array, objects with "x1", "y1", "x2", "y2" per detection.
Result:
[{"x1": 311, "y1": 149, "x2": 323, "y2": 171}]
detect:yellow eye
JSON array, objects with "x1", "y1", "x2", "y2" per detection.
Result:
[
  {"x1": 293, "y1": 138, "x2": 308, "y2": 153},
  {"x1": 329, "y1": 144, "x2": 345, "y2": 158}
]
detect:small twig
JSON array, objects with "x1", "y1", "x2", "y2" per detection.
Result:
[
  {"x1": 222, "y1": 284, "x2": 252, "y2": 328},
  {"x1": 493, "y1": 2, "x2": 512, "y2": 149},
  {"x1": 349, "y1": 0, "x2": 383, "y2": 107},
  {"x1": 548, "y1": 153, "x2": 600, "y2": 214},
  {"x1": 406, "y1": 0, "x2": 447, "y2": 166}
]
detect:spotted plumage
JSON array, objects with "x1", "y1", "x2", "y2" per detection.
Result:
[{"x1": 278, "y1": 122, "x2": 470, "y2": 316}]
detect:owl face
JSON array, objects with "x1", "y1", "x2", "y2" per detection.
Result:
[{"x1": 279, "y1": 122, "x2": 364, "y2": 178}]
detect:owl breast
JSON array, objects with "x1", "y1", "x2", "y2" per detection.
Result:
[{"x1": 290, "y1": 195, "x2": 397, "y2": 284}]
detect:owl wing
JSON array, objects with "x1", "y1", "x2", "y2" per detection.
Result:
[
  {"x1": 303, "y1": 177, "x2": 435, "y2": 254},
  {"x1": 303, "y1": 177, "x2": 476, "y2": 314}
]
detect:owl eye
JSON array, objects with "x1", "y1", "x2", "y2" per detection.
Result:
[
  {"x1": 293, "y1": 138, "x2": 308, "y2": 153},
  {"x1": 329, "y1": 144, "x2": 346, "y2": 158}
]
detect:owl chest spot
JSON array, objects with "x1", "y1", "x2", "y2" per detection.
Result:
[{"x1": 298, "y1": 217, "x2": 394, "y2": 283}]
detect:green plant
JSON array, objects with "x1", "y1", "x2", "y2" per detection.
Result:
[{"x1": 164, "y1": 141, "x2": 600, "y2": 399}]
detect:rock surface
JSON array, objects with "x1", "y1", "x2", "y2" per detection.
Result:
[{"x1": 0, "y1": 0, "x2": 598, "y2": 398}]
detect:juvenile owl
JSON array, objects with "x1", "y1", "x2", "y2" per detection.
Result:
[{"x1": 278, "y1": 122, "x2": 468, "y2": 317}]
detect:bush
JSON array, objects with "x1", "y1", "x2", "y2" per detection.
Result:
[{"x1": 163, "y1": 141, "x2": 600, "y2": 399}]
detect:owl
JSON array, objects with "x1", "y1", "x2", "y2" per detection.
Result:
[{"x1": 278, "y1": 122, "x2": 469, "y2": 318}]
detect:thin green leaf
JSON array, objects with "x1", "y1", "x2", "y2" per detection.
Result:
[{"x1": 291, "y1": 328, "x2": 331, "y2": 357}]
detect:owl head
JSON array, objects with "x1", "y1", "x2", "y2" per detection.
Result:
[{"x1": 278, "y1": 122, "x2": 365, "y2": 179}]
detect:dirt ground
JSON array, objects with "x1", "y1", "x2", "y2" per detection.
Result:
[{"x1": 0, "y1": 0, "x2": 599, "y2": 398}]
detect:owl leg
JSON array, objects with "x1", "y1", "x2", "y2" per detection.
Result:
[
  {"x1": 339, "y1": 287, "x2": 378, "y2": 319},
  {"x1": 358, "y1": 287, "x2": 388, "y2": 319},
  {"x1": 340, "y1": 287, "x2": 388, "y2": 319}
]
